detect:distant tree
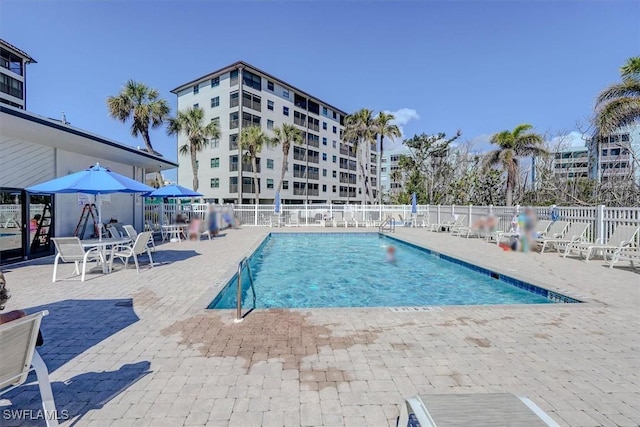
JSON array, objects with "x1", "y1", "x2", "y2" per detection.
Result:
[
  {"x1": 239, "y1": 126, "x2": 274, "y2": 204},
  {"x1": 374, "y1": 112, "x2": 401, "y2": 204},
  {"x1": 595, "y1": 56, "x2": 640, "y2": 135},
  {"x1": 272, "y1": 124, "x2": 303, "y2": 194},
  {"x1": 107, "y1": 80, "x2": 170, "y2": 154},
  {"x1": 167, "y1": 106, "x2": 220, "y2": 191},
  {"x1": 482, "y1": 124, "x2": 545, "y2": 206}
]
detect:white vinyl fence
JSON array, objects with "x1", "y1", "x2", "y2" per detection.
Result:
[{"x1": 143, "y1": 203, "x2": 640, "y2": 245}]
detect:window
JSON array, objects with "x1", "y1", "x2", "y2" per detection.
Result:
[
  {"x1": 283, "y1": 181, "x2": 289, "y2": 190},
  {"x1": 283, "y1": 106, "x2": 289, "y2": 116},
  {"x1": 210, "y1": 138, "x2": 219, "y2": 148},
  {"x1": 332, "y1": 140, "x2": 337, "y2": 148},
  {"x1": 210, "y1": 158, "x2": 220, "y2": 168},
  {"x1": 193, "y1": 103, "x2": 199, "y2": 108},
  {"x1": 211, "y1": 77, "x2": 219, "y2": 87},
  {"x1": 333, "y1": 112, "x2": 337, "y2": 119},
  {"x1": 210, "y1": 178, "x2": 219, "y2": 188},
  {"x1": 242, "y1": 112, "x2": 261, "y2": 127},
  {"x1": 193, "y1": 85, "x2": 199, "y2": 94},
  {"x1": 267, "y1": 81, "x2": 274, "y2": 91},
  {"x1": 210, "y1": 96, "x2": 220, "y2": 108},
  {"x1": 211, "y1": 117, "x2": 220, "y2": 126},
  {"x1": 243, "y1": 70, "x2": 262, "y2": 90},
  {"x1": 332, "y1": 185, "x2": 336, "y2": 193},
  {"x1": 266, "y1": 159, "x2": 274, "y2": 169},
  {"x1": 322, "y1": 107, "x2": 328, "y2": 115},
  {"x1": 282, "y1": 89, "x2": 289, "y2": 99},
  {"x1": 242, "y1": 91, "x2": 261, "y2": 111},
  {"x1": 230, "y1": 91, "x2": 239, "y2": 107},
  {"x1": 230, "y1": 112, "x2": 239, "y2": 129},
  {"x1": 322, "y1": 184, "x2": 327, "y2": 192},
  {"x1": 333, "y1": 126, "x2": 337, "y2": 134},
  {"x1": 267, "y1": 179, "x2": 274, "y2": 189},
  {"x1": 230, "y1": 70, "x2": 239, "y2": 86},
  {"x1": 322, "y1": 169, "x2": 327, "y2": 177},
  {"x1": 323, "y1": 122, "x2": 327, "y2": 130},
  {"x1": 229, "y1": 134, "x2": 238, "y2": 150},
  {"x1": 332, "y1": 170, "x2": 337, "y2": 178},
  {"x1": 322, "y1": 153, "x2": 327, "y2": 161},
  {"x1": 322, "y1": 137, "x2": 327, "y2": 145},
  {"x1": 332, "y1": 155, "x2": 337, "y2": 163},
  {"x1": 267, "y1": 119, "x2": 274, "y2": 130},
  {"x1": 267, "y1": 100, "x2": 274, "y2": 110}
]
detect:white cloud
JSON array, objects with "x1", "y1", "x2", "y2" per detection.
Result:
[
  {"x1": 548, "y1": 131, "x2": 589, "y2": 149},
  {"x1": 381, "y1": 108, "x2": 420, "y2": 149}
]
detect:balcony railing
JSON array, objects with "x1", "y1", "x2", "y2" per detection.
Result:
[
  {"x1": 230, "y1": 119, "x2": 239, "y2": 129},
  {"x1": 230, "y1": 164, "x2": 260, "y2": 173},
  {"x1": 308, "y1": 156, "x2": 319, "y2": 164},
  {"x1": 307, "y1": 173, "x2": 319, "y2": 180},
  {"x1": 307, "y1": 189, "x2": 319, "y2": 196},
  {"x1": 293, "y1": 188, "x2": 306, "y2": 195},
  {"x1": 230, "y1": 98, "x2": 239, "y2": 108},
  {"x1": 294, "y1": 153, "x2": 306, "y2": 161},
  {"x1": 294, "y1": 116, "x2": 306, "y2": 127},
  {"x1": 307, "y1": 139, "x2": 319, "y2": 148},
  {"x1": 244, "y1": 99, "x2": 261, "y2": 112},
  {"x1": 340, "y1": 177, "x2": 357, "y2": 184}
]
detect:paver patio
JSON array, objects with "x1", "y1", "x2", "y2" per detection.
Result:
[{"x1": 1, "y1": 227, "x2": 638, "y2": 426}]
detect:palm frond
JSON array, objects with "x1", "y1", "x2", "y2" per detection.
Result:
[
  {"x1": 595, "y1": 97, "x2": 640, "y2": 135},
  {"x1": 596, "y1": 80, "x2": 640, "y2": 105}
]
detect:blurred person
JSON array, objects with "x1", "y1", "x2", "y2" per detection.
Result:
[
  {"x1": 29, "y1": 214, "x2": 42, "y2": 232},
  {"x1": 520, "y1": 207, "x2": 538, "y2": 252},
  {"x1": 208, "y1": 205, "x2": 219, "y2": 237},
  {"x1": 188, "y1": 217, "x2": 202, "y2": 241},
  {"x1": 385, "y1": 246, "x2": 396, "y2": 263},
  {"x1": 0, "y1": 271, "x2": 43, "y2": 346}
]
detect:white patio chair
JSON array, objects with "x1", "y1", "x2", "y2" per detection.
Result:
[
  {"x1": 0, "y1": 311, "x2": 59, "y2": 427},
  {"x1": 333, "y1": 212, "x2": 347, "y2": 228},
  {"x1": 609, "y1": 247, "x2": 640, "y2": 270},
  {"x1": 538, "y1": 222, "x2": 589, "y2": 254},
  {"x1": 288, "y1": 211, "x2": 300, "y2": 227},
  {"x1": 51, "y1": 237, "x2": 103, "y2": 282},
  {"x1": 533, "y1": 221, "x2": 569, "y2": 252},
  {"x1": 124, "y1": 224, "x2": 157, "y2": 251},
  {"x1": 109, "y1": 231, "x2": 154, "y2": 273},
  {"x1": 269, "y1": 214, "x2": 282, "y2": 228},
  {"x1": 494, "y1": 220, "x2": 552, "y2": 245},
  {"x1": 428, "y1": 215, "x2": 457, "y2": 232},
  {"x1": 564, "y1": 225, "x2": 640, "y2": 262}
]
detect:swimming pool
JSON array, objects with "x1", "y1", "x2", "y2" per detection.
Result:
[{"x1": 208, "y1": 233, "x2": 579, "y2": 309}]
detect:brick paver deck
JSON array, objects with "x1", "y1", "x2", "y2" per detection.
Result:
[{"x1": 1, "y1": 227, "x2": 638, "y2": 426}]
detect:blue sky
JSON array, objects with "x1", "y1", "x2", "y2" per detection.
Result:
[{"x1": 2, "y1": 0, "x2": 639, "y2": 177}]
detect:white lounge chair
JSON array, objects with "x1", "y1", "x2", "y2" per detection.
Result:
[
  {"x1": 534, "y1": 221, "x2": 569, "y2": 252},
  {"x1": 288, "y1": 211, "x2": 300, "y2": 227},
  {"x1": 333, "y1": 212, "x2": 347, "y2": 228},
  {"x1": 269, "y1": 214, "x2": 282, "y2": 228},
  {"x1": 448, "y1": 215, "x2": 469, "y2": 234},
  {"x1": 124, "y1": 224, "x2": 157, "y2": 250},
  {"x1": 412, "y1": 214, "x2": 429, "y2": 228},
  {"x1": 494, "y1": 220, "x2": 552, "y2": 245},
  {"x1": 538, "y1": 222, "x2": 589, "y2": 254},
  {"x1": 109, "y1": 231, "x2": 154, "y2": 273},
  {"x1": 564, "y1": 224, "x2": 640, "y2": 262},
  {"x1": 428, "y1": 215, "x2": 458, "y2": 232},
  {"x1": 0, "y1": 311, "x2": 59, "y2": 427},
  {"x1": 51, "y1": 237, "x2": 104, "y2": 282},
  {"x1": 609, "y1": 246, "x2": 640, "y2": 270}
]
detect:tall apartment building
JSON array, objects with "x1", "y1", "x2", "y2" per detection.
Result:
[
  {"x1": 171, "y1": 61, "x2": 375, "y2": 204},
  {"x1": 588, "y1": 126, "x2": 640, "y2": 182},
  {"x1": 0, "y1": 39, "x2": 36, "y2": 109},
  {"x1": 552, "y1": 145, "x2": 589, "y2": 179},
  {"x1": 380, "y1": 147, "x2": 411, "y2": 200}
]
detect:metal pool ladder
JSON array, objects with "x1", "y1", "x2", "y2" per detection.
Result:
[
  {"x1": 235, "y1": 257, "x2": 257, "y2": 323},
  {"x1": 379, "y1": 216, "x2": 396, "y2": 234}
]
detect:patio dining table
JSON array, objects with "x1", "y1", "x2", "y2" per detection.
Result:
[
  {"x1": 162, "y1": 224, "x2": 188, "y2": 242},
  {"x1": 81, "y1": 237, "x2": 132, "y2": 274}
]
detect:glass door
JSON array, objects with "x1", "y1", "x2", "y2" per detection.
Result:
[
  {"x1": 0, "y1": 188, "x2": 25, "y2": 263},
  {"x1": 28, "y1": 194, "x2": 54, "y2": 258}
]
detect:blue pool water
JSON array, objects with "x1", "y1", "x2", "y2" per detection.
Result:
[{"x1": 209, "y1": 233, "x2": 561, "y2": 309}]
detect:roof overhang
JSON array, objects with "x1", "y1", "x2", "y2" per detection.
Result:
[
  {"x1": 0, "y1": 106, "x2": 177, "y2": 173},
  {"x1": 0, "y1": 39, "x2": 37, "y2": 63}
]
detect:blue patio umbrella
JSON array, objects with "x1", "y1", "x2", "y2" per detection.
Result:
[
  {"x1": 274, "y1": 191, "x2": 281, "y2": 213},
  {"x1": 145, "y1": 184, "x2": 202, "y2": 198},
  {"x1": 411, "y1": 192, "x2": 417, "y2": 214},
  {"x1": 26, "y1": 163, "x2": 155, "y2": 239}
]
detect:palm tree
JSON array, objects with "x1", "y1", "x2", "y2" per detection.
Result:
[
  {"x1": 343, "y1": 108, "x2": 377, "y2": 204},
  {"x1": 272, "y1": 124, "x2": 303, "y2": 194},
  {"x1": 107, "y1": 80, "x2": 170, "y2": 154},
  {"x1": 374, "y1": 112, "x2": 401, "y2": 204},
  {"x1": 239, "y1": 126, "x2": 273, "y2": 204},
  {"x1": 595, "y1": 56, "x2": 640, "y2": 136},
  {"x1": 167, "y1": 106, "x2": 220, "y2": 192},
  {"x1": 482, "y1": 124, "x2": 546, "y2": 206}
]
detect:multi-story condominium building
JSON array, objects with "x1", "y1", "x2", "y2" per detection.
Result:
[
  {"x1": 588, "y1": 126, "x2": 640, "y2": 182},
  {"x1": 552, "y1": 145, "x2": 589, "y2": 179},
  {"x1": 380, "y1": 147, "x2": 411, "y2": 199},
  {"x1": 0, "y1": 39, "x2": 36, "y2": 109},
  {"x1": 171, "y1": 61, "x2": 376, "y2": 204}
]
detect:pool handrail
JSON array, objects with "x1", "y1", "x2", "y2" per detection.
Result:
[
  {"x1": 235, "y1": 257, "x2": 257, "y2": 322},
  {"x1": 379, "y1": 216, "x2": 395, "y2": 234}
]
